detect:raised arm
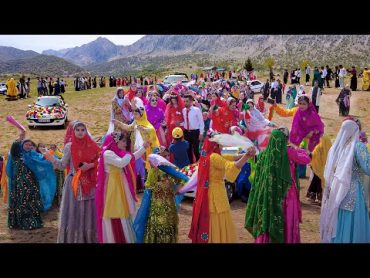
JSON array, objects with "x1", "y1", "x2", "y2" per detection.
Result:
[
  {"x1": 273, "y1": 104, "x2": 297, "y2": 117},
  {"x1": 44, "y1": 143, "x2": 71, "y2": 170},
  {"x1": 104, "y1": 150, "x2": 133, "y2": 168},
  {"x1": 113, "y1": 119, "x2": 135, "y2": 132}
]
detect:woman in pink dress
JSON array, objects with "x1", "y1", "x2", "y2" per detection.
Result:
[{"x1": 245, "y1": 127, "x2": 311, "y2": 243}]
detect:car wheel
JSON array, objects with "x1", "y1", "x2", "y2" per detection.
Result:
[{"x1": 225, "y1": 181, "x2": 235, "y2": 203}]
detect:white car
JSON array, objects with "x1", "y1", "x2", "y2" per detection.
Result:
[
  {"x1": 247, "y1": 80, "x2": 264, "y2": 93},
  {"x1": 184, "y1": 147, "x2": 241, "y2": 202},
  {"x1": 26, "y1": 96, "x2": 69, "y2": 128},
  {"x1": 163, "y1": 74, "x2": 189, "y2": 85},
  {"x1": 0, "y1": 82, "x2": 7, "y2": 95}
]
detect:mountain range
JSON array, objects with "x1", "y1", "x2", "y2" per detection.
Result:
[{"x1": 1, "y1": 35, "x2": 370, "y2": 76}]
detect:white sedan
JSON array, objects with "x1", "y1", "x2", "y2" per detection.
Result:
[
  {"x1": 247, "y1": 80, "x2": 264, "y2": 93},
  {"x1": 26, "y1": 96, "x2": 69, "y2": 128}
]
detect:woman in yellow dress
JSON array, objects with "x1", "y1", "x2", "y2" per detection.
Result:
[
  {"x1": 113, "y1": 97, "x2": 160, "y2": 193},
  {"x1": 95, "y1": 131, "x2": 149, "y2": 243},
  {"x1": 188, "y1": 132, "x2": 256, "y2": 243},
  {"x1": 6, "y1": 78, "x2": 18, "y2": 101},
  {"x1": 362, "y1": 67, "x2": 370, "y2": 91},
  {"x1": 306, "y1": 136, "x2": 332, "y2": 204}
]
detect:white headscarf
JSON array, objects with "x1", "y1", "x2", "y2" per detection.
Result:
[
  {"x1": 320, "y1": 119, "x2": 360, "y2": 243},
  {"x1": 114, "y1": 87, "x2": 125, "y2": 107}
]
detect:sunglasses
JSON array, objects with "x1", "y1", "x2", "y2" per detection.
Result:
[{"x1": 151, "y1": 99, "x2": 157, "y2": 103}]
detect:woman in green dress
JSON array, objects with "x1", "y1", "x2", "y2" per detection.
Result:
[
  {"x1": 135, "y1": 148, "x2": 187, "y2": 243},
  {"x1": 6, "y1": 130, "x2": 43, "y2": 230}
]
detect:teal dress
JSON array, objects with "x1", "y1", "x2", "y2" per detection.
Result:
[
  {"x1": 332, "y1": 141, "x2": 370, "y2": 243},
  {"x1": 6, "y1": 141, "x2": 43, "y2": 230}
]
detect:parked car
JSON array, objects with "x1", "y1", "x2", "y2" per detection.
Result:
[
  {"x1": 163, "y1": 74, "x2": 189, "y2": 85},
  {"x1": 184, "y1": 147, "x2": 241, "y2": 203},
  {"x1": 26, "y1": 96, "x2": 69, "y2": 128},
  {"x1": 247, "y1": 80, "x2": 264, "y2": 93},
  {"x1": 0, "y1": 82, "x2": 7, "y2": 95}
]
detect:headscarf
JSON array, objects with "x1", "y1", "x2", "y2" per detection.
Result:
[
  {"x1": 71, "y1": 122, "x2": 101, "y2": 197},
  {"x1": 310, "y1": 136, "x2": 332, "y2": 187},
  {"x1": 145, "y1": 100, "x2": 165, "y2": 130},
  {"x1": 95, "y1": 132, "x2": 137, "y2": 243},
  {"x1": 290, "y1": 100, "x2": 324, "y2": 152},
  {"x1": 114, "y1": 87, "x2": 125, "y2": 107},
  {"x1": 168, "y1": 91, "x2": 185, "y2": 110},
  {"x1": 189, "y1": 134, "x2": 220, "y2": 243},
  {"x1": 320, "y1": 119, "x2": 360, "y2": 243},
  {"x1": 20, "y1": 140, "x2": 56, "y2": 212},
  {"x1": 245, "y1": 129, "x2": 292, "y2": 243}
]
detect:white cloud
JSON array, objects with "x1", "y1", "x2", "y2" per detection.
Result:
[{"x1": 0, "y1": 35, "x2": 145, "y2": 53}]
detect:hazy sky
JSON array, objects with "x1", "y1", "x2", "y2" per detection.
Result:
[{"x1": 0, "y1": 35, "x2": 145, "y2": 53}]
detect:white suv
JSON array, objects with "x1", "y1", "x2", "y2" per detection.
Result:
[{"x1": 163, "y1": 75, "x2": 189, "y2": 85}]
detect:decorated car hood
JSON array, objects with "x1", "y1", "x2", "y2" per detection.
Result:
[{"x1": 26, "y1": 105, "x2": 67, "y2": 119}]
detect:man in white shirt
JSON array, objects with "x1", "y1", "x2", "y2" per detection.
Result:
[{"x1": 182, "y1": 94, "x2": 205, "y2": 163}]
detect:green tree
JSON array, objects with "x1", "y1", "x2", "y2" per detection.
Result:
[
  {"x1": 264, "y1": 57, "x2": 275, "y2": 70},
  {"x1": 244, "y1": 58, "x2": 253, "y2": 71}
]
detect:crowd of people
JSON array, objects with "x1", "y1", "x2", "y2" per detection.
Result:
[
  {"x1": 4, "y1": 76, "x2": 67, "y2": 100},
  {"x1": 0, "y1": 64, "x2": 369, "y2": 244}
]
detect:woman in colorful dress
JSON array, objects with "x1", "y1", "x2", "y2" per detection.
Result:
[
  {"x1": 6, "y1": 130, "x2": 54, "y2": 230},
  {"x1": 165, "y1": 90, "x2": 185, "y2": 148},
  {"x1": 114, "y1": 99, "x2": 160, "y2": 192},
  {"x1": 135, "y1": 150, "x2": 187, "y2": 243},
  {"x1": 290, "y1": 96, "x2": 324, "y2": 152},
  {"x1": 336, "y1": 85, "x2": 351, "y2": 116},
  {"x1": 43, "y1": 121, "x2": 101, "y2": 243},
  {"x1": 95, "y1": 132, "x2": 148, "y2": 243},
  {"x1": 188, "y1": 132, "x2": 256, "y2": 243},
  {"x1": 145, "y1": 96, "x2": 167, "y2": 147},
  {"x1": 36, "y1": 142, "x2": 64, "y2": 207},
  {"x1": 321, "y1": 117, "x2": 370, "y2": 243},
  {"x1": 305, "y1": 136, "x2": 332, "y2": 205},
  {"x1": 245, "y1": 127, "x2": 311, "y2": 243},
  {"x1": 244, "y1": 99, "x2": 274, "y2": 151},
  {"x1": 108, "y1": 87, "x2": 133, "y2": 134}
]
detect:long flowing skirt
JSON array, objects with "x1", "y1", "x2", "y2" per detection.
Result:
[
  {"x1": 255, "y1": 184, "x2": 301, "y2": 244},
  {"x1": 283, "y1": 184, "x2": 301, "y2": 243},
  {"x1": 8, "y1": 162, "x2": 43, "y2": 230},
  {"x1": 101, "y1": 172, "x2": 136, "y2": 243},
  {"x1": 144, "y1": 189, "x2": 178, "y2": 243},
  {"x1": 57, "y1": 174, "x2": 97, "y2": 243},
  {"x1": 332, "y1": 184, "x2": 370, "y2": 243}
]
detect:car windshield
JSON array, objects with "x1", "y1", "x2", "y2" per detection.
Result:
[
  {"x1": 35, "y1": 98, "x2": 61, "y2": 107},
  {"x1": 164, "y1": 76, "x2": 185, "y2": 83}
]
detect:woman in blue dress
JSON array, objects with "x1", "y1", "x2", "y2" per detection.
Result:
[{"x1": 320, "y1": 117, "x2": 370, "y2": 243}]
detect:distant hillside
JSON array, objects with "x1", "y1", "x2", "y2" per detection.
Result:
[
  {"x1": 42, "y1": 48, "x2": 70, "y2": 58},
  {"x1": 0, "y1": 46, "x2": 39, "y2": 61},
  {"x1": 43, "y1": 37, "x2": 120, "y2": 67},
  {"x1": 0, "y1": 55, "x2": 86, "y2": 76},
  {"x1": 85, "y1": 53, "x2": 212, "y2": 76}
]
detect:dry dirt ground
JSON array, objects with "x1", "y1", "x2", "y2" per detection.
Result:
[{"x1": 0, "y1": 82, "x2": 369, "y2": 243}]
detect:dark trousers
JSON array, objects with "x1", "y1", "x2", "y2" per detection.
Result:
[
  {"x1": 314, "y1": 105, "x2": 319, "y2": 113},
  {"x1": 184, "y1": 129, "x2": 200, "y2": 163}
]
